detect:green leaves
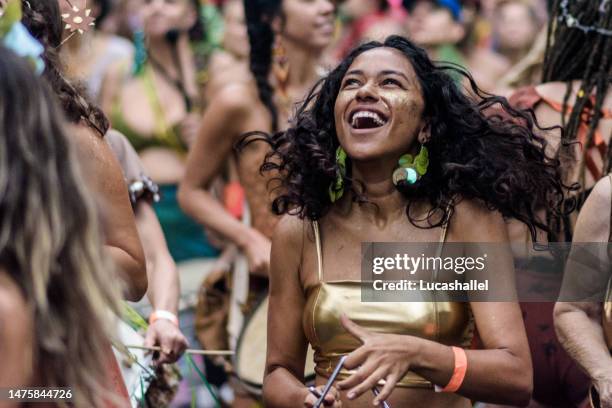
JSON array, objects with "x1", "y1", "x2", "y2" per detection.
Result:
[
  {"x1": 0, "y1": 0, "x2": 21, "y2": 38},
  {"x1": 398, "y1": 154, "x2": 413, "y2": 167},
  {"x1": 397, "y1": 146, "x2": 428, "y2": 176},
  {"x1": 329, "y1": 146, "x2": 347, "y2": 203},
  {"x1": 414, "y1": 146, "x2": 429, "y2": 176}
]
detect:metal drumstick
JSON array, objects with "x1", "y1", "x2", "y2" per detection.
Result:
[
  {"x1": 372, "y1": 387, "x2": 391, "y2": 408},
  {"x1": 314, "y1": 355, "x2": 347, "y2": 408}
]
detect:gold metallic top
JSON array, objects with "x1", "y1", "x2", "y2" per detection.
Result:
[{"x1": 302, "y1": 221, "x2": 474, "y2": 388}]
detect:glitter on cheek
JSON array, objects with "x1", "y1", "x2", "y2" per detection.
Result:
[
  {"x1": 380, "y1": 91, "x2": 424, "y2": 118},
  {"x1": 380, "y1": 91, "x2": 411, "y2": 107}
]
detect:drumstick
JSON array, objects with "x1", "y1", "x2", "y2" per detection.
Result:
[
  {"x1": 314, "y1": 355, "x2": 347, "y2": 408},
  {"x1": 125, "y1": 344, "x2": 235, "y2": 356},
  {"x1": 372, "y1": 387, "x2": 391, "y2": 408}
]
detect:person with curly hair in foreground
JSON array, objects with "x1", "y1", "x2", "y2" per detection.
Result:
[{"x1": 247, "y1": 35, "x2": 568, "y2": 407}]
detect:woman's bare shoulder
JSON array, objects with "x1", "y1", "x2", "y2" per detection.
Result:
[
  {"x1": 449, "y1": 197, "x2": 507, "y2": 242},
  {"x1": 573, "y1": 175, "x2": 612, "y2": 242},
  {"x1": 536, "y1": 81, "x2": 612, "y2": 109},
  {"x1": 273, "y1": 214, "x2": 306, "y2": 247},
  {"x1": 210, "y1": 76, "x2": 260, "y2": 112}
]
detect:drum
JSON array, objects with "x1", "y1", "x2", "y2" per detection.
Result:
[
  {"x1": 112, "y1": 320, "x2": 155, "y2": 407},
  {"x1": 234, "y1": 295, "x2": 316, "y2": 395}
]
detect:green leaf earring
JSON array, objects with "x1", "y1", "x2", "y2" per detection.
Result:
[
  {"x1": 392, "y1": 145, "x2": 429, "y2": 186},
  {"x1": 328, "y1": 146, "x2": 347, "y2": 203}
]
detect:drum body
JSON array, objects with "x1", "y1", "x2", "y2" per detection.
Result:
[{"x1": 234, "y1": 296, "x2": 316, "y2": 395}]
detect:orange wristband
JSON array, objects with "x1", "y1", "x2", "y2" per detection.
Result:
[
  {"x1": 435, "y1": 346, "x2": 467, "y2": 393},
  {"x1": 149, "y1": 310, "x2": 179, "y2": 327}
]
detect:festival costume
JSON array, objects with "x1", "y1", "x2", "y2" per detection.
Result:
[{"x1": 303, "y1": 220, "x2": 474, "y2": 388}]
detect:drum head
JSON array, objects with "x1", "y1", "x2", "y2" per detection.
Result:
[{"x1": 234, "y1": 296, "x2": 315, "y2": 395}]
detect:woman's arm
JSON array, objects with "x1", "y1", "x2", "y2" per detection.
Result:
[
  {"x1": 136, "y1": 202, "x2": 179, "y2": 315},
  {"x1": 339, "y1": 200, "x2": 532, "y2": 406},
  {"x1": 135, "y1": 202, "x2": 188, "y2": 364},
  {"x1": 178, "y1": 84, "x2": 270, "y2": 277},
  {"x1": 262, "y1": 215, "x2": 310, "y2": 406},
  {"x1": 554, "y1": 176, "x2": 612, "y2": 402},
  {"x1": 71, "y1": 125, "x2": 147, "y2": 301},
  {"x1": 263, "y1": 216, "x2": 341, "y2": 407},
  {"x1": 105, "y1": 129, "x2": 187, "y2": 362}
]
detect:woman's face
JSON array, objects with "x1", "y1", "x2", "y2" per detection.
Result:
[
  {"x1": 494, "y1": 2, "x2": 537, "y2": 51},
  {"x1": 141, "y1": 0, "x2": 196, "y2": 39},
  {"x1": 407, "y1": 1, "x2": 464, "y2": 47},
  {"x1": 334, "y1": 47, "x2": 426, "y2": 162},
  {"x1": 279, "y1": 0, "x2": 335, "y2": 51}
]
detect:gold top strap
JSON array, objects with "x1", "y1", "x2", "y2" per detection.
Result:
[{"x1": 312, "y1": 220, "x2": 323, "y2": 281}]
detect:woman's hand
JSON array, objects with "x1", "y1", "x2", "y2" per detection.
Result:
[
  {"x1": 303, "y1": 386, "x2": 342, "y2": 407},
  {"x1": 337, "y1": 315, "x2": 414, "y2": 405},
  {"x1": 240, "y1": 229, "x2": 271, "y2": 277},
  {"x1": 144, "y1": 319, "x2": 189, "y2": 364}
]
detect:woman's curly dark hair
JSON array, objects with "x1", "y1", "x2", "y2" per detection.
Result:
[
  {"x1": 22, "y1": 0, "x2": 109, "y2": 136},
  {"x1": 243, "y1": 35, "x2": 568, "y2": 241}
]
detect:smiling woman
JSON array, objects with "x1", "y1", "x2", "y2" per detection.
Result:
[{"x1": 243, "y1": 35, "x2": 569, "y2": 407}]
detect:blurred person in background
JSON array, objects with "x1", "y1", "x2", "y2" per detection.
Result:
[
  {"x1": 179, "y1": 0, "x2": 335, "y2": 404},
  {"x1": 205, "y1": 0, "x2": 250, "y2": 101},
  {"x1": 554, "y1": 173, "x2": 612, "y2": 408},
  {"x1": 101, "y1": 0, "x2": 220, "y2": 263},
  {"x1": 59, "y1": 0, "x2": 134, "y2": 102},
  {"x1": 406, "y1": 0, "x2": 511, "y2": 91},
  {"x1": 0, "y1": 42, "x2": 122, "y2": 407},
  {"x1": 332, "y1": 0, "x2": 408, "y2": 62},
  {"x1": 53, "y1": 0, "x2": 189, "y2": 367},
  {"x1": 554, "y1": 174, "x2": 612, "y2": 408},
  {"x1": 495, "y1": 25, "x2": 547, "y2": 95},
  {"x1": 502, "y1": 1, "x2": 612, "y2": 406},
  {"x1": 22, "y1": 0, "x2": 148, "y2": 302},
  {"x1": 492, "y1": 0, "x2": 541, "y2": 66},
  {"x1": 509, "y1": 0, "x2": 612, "y2": 241}
]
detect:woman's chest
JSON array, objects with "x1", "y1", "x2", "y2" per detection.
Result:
[{"x1": 119, "y1": 79, "x2": 187, "y2": 138}]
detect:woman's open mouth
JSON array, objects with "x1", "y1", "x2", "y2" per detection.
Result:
[{"x1": 349, "y1": 109, "x2": 389, "y2": 130}]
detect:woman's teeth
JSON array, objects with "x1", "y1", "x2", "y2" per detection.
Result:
[{"x1": 351, "y1": 111, "x2": 387, "y2": 128}]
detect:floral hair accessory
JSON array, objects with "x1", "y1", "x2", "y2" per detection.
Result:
[
  {"x1": 0, "y1": 0, "x2": 45, "y2": 74},
  {"x1": 59, "y1": 0, "x2": 95, "y2": 46}
]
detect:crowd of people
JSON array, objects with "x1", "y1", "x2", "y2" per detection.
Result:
[{"x1": 0, "y1": 0, "x2": 610, "y2": 407}]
